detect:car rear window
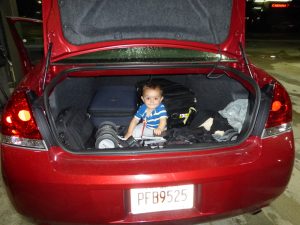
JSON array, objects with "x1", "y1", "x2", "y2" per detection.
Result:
[{"x1": 56, "y1": 47, "x2": 236, "y2": 64}]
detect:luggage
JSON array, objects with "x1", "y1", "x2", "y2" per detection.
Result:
[
  {"x1": 136, "y1": 79, "x2": 197, "y2": 128},
  {"x1": 55, "y1": 108, "x2": 94, "y2": 150},
  {"x1": 88, "y1": 85, "x2": 137, "y2": 126}
]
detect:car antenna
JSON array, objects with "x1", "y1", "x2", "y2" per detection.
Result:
[
  {"x1": 42, "y1": 42, "x2": 53, "y2": 91},
  {"x1": 239, "y1": 42, "x2": 254, "y2": 79}
]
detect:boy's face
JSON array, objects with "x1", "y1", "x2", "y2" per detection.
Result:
[{"x1": 141, "y1": 88, "x2": 163, "y2": 110}]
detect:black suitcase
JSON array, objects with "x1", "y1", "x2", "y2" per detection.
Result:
[
  {"x1": 136, "y1": 79, "x2": 197, "y2": 128},
  {"x1": 55, "y1": 108, "x2": 94, "y2": 150},
  {"x1": 88, "y1": 85, "x2": 137, "y2": 126}
]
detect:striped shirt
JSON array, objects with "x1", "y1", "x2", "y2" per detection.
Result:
[{"x1": 134, "y1": 103, "x2": 168, "y2": 129}]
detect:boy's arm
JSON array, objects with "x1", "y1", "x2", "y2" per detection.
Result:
[
  {"x1": 154, "y1": 117, "x2": 167, "y2": 136},
  {"x1": 124, "y1": 117, "x2": 140, "y2": 139}
]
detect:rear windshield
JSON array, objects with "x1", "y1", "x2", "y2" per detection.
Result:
[{"x1": 56, "y1": 47, "x2": 236, "y2": 64}]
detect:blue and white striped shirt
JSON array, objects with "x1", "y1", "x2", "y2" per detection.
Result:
[{"x1": 134, "y1": 103, "x2": 168, "y2": 129}]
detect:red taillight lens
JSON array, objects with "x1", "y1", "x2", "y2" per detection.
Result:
[
  {"x1": 265, "y1": 82, "x2": 292, "y2": 128},
  {"x1": 1, "y1": 89, "x2": 42, "y2": 139}
]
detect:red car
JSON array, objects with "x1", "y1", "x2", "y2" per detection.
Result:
[{"x1": 1, "y1": 0, "x2": 294, "y2": 224}]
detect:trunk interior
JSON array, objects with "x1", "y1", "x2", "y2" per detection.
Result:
[{"x1": 44, "y1": 68, "x2": 258, "y2": 153}]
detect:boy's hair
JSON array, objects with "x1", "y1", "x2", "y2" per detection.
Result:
[{"x1": 142, "y1": 82, "x2": 163, "y2": 96}]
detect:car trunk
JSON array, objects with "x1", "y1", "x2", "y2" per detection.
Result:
[{"x1": 43, "y1": 65, "x2": 260, "y2": 153}]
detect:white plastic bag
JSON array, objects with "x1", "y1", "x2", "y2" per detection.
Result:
[{"x1": 218, "y1": 99, "x2": 248, "y2": 133}]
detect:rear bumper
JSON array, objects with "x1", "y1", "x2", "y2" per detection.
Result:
[{"x1": 1, "y1": 132, "x2": 294, "y2": 224}]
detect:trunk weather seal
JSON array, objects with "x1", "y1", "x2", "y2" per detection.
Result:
[{"x1": 43, "y1": 63, "x2": 261, "y2": 155}]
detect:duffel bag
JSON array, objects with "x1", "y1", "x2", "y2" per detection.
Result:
[{"x1": 55, "y1": 108, "x2": 94, "y2": 150}]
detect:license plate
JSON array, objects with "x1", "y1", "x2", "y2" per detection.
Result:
[{"x1": 130, "y1": 184, "x2": 194, "y2": 214}]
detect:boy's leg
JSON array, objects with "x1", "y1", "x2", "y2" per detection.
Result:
[
  {"x1": 132, "y1": 123, "x2": 154, "y2": 138},
  {"x1": 142, "y1": 127, "x2": 155, "y2": 137},
  {"x1": 132, "y1": 123, "x2": 143, "y2": 138}
]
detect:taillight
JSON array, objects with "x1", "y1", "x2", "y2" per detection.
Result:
[
  {"x1": 263, "y1": 82, "x2": 292, "y2": 138},
  {"x1": 1, "y1": 89, "x2": 45, "y2": 149},
  {"x1": 265, "y1": 82, "x2": 292, "y2": 128}
]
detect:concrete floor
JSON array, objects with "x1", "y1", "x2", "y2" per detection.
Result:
[{"x1": 0, "y1": 37, "x2": 299, "y2": 225}]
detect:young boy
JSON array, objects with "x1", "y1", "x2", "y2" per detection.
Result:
[{"x1": 124, "y1": 82, "x2": 167, "y2": 139}]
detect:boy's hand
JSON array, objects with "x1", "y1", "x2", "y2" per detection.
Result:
[
  {"x1": 154, "y1": 117, "x2": 167, "y2": 136},
  {"x1": 154, "y1": 128, "x2": 163, "y2": 136}
]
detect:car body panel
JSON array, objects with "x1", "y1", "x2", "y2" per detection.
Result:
[
  {"x1": 1, "y1": 133, "x2": 294, "y2": 224},
  {"x1": 42, "y1": 0, "x2": 245, "y2": 62}
]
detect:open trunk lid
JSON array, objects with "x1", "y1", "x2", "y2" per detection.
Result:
[{"x1": 43, "y1": 0, "x2": 245, "y2": 62}]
